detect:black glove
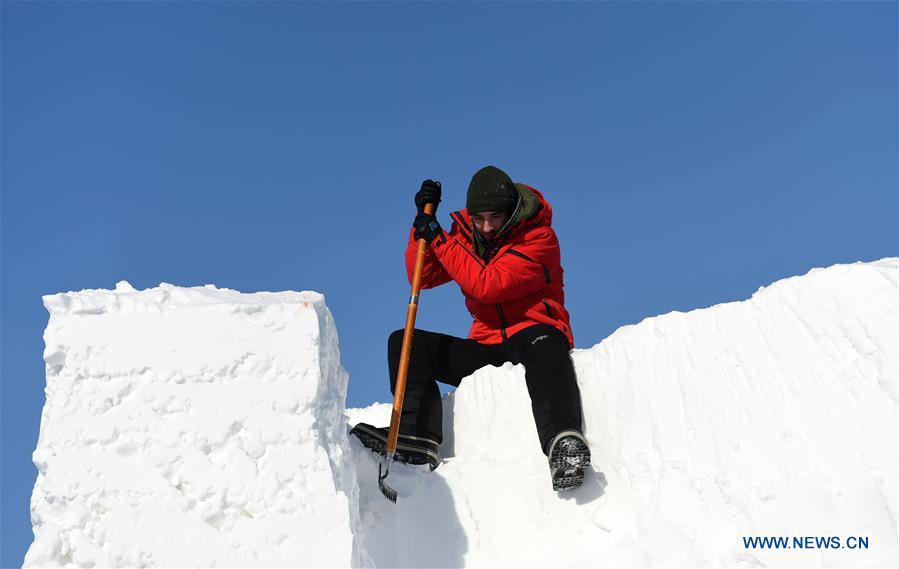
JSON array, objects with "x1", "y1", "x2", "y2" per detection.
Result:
[
  {"x1": 412, "y1": 212, "x2": 445, "y2": 244},
  {"x1": 414, "y1": 179, "x2": 442, "y2": 214}
]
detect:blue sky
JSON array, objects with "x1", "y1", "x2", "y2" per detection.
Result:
[{"x1": 2, "y1": 1, "x2": 896, "y2": 565}]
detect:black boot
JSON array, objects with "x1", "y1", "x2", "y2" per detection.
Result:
[
  {"x1": 349, "y1": 422, "x2": 440, "y2": 470},
  {"x1": 546, "y1": 430, "x2": 591, "y2": 491}
]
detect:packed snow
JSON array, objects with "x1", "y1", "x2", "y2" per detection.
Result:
[
  {"x1": 26, "y1": 259, "x2": 898, "y2": 567},
  {"x1": 26, "y1": 283, "x2": 367, "y2": 567}
]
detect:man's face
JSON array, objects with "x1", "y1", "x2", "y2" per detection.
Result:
[{"x1": 470, "y1": 211, "x2": 510, "y2": 241}]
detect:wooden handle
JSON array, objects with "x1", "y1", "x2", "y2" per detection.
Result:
[{"x1": 386, "y1": 202, "x2": 436, "y2": 456}]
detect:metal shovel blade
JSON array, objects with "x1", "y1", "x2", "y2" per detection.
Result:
[{"x1": 378, "y1": 459, "x2": 397, "y2": 503}]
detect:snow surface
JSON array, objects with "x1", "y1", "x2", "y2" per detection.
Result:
[{"x1": 26, "y1": 260, "x2": 898, "y2": 567}]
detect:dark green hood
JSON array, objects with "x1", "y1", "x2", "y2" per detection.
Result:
[{"x1": 472, "y1": 183, "x2": 540, "y2": 260}]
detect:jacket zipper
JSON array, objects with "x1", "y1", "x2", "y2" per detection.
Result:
[
  {"x1": 450, "y1": 212, "x2": 486, "y2": 267},
  {"x1": 495, "y1": 304, "x2": 508, "y2": 341}
]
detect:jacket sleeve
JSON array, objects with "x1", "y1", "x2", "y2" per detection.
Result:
[
  {"x1": 405, "y1": 226, "x2": 453, "y2": 288},
  {"x1": 431, "y1": 226, "x2": 558, "y2": 304}
]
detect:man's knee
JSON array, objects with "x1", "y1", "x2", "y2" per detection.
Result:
[
  {"x1": 521, "y1": 325, "x2": 570, "y2": 361},
  {"x1": 388, "y1": 328, "x2": 405, "y2": 356},
  {"x1": 389, "y1": 328, "x2": 431, "y2": 357}
]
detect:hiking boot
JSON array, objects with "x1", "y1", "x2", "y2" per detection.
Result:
[
  {"x1": 546, "y1": 430, "x2": 591, "y2": 491},
  {"x1": 349, "y1": 422, "x2": 440, "y2": 470}
]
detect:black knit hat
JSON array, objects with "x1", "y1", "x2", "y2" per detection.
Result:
[{"x1": 466, "y1": 165, "x2": 519, "y2": 214}]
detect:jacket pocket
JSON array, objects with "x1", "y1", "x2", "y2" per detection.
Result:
[
  {"x1": 507, "y1": 248, "x2": 550, "y2": 284},
  {"x1": 542, "y1": 299, "x2": 555, "y2": 319},
  {"x1": 542, "y1": 299, "x2": 568, "y2": 334}
]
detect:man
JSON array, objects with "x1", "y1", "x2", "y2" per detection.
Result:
[{"x1": 351, "y1": 165, "x2": 590, "y2": 491}]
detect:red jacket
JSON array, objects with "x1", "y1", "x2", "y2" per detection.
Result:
[{"x1": 405, "y1": 185, "x2": 574, "y2": 348}]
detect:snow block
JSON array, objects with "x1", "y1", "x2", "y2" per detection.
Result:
[{"x1": 26, "y1": 283, "x2": 366, "y2": 567}]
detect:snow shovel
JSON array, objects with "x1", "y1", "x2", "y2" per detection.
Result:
[{"x1": 379, "y1": 201, "x2": 436, "y2": 503}]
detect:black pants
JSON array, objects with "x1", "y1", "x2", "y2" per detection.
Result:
[{"x1": 388, "y1": 324, "x2": 584, "y2": 454}]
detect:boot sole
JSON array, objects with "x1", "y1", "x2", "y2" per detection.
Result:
[{"x1": 549, "y1": 435, "x2": 591, "y2": 492}]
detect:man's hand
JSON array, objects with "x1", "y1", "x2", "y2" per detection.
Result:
[
  {"x1": 412, "y1": 212, "x2": 445, "y2": 244},
  {"x1": 415, "y1": 179, "x2": 442, "y2": 214}
]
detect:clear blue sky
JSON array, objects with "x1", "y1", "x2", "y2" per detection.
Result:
[{"x1": 2, "y1": 1, "x2": 896, "y2": 565}]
